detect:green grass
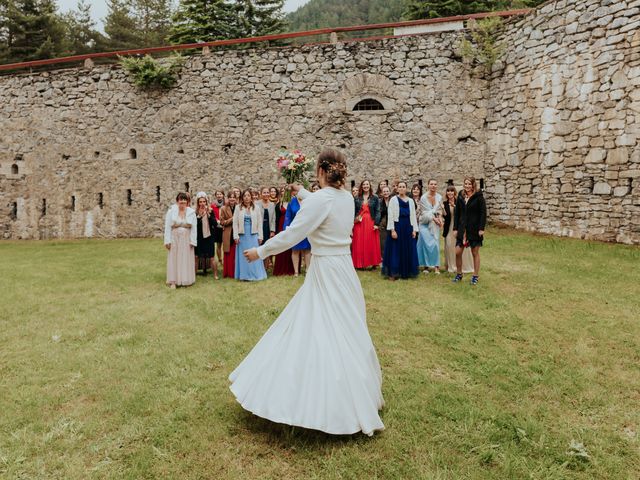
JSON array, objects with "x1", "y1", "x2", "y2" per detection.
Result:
[{"x1": 0, "y1": 227, "x2": 639, "y2": 479}]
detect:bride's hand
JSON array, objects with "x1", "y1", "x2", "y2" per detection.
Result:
[
  {"x1": 244, "y1": 248, "x2": 260, "y2": 262},
  {"x1": 288, "y1": 183, "x2": 303, "y2": 196}
]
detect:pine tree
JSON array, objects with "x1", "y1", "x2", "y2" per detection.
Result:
[
  {"x1": 169, "y1": 0, "x2": 236, "y2": 44},
  {"x1": 60, "y1": 0, "x2": 106, "y2": 55},
  {"x1": 104, "y1": 0, "x2": 141, "y2": 50},
  {"x1": 233, "y1": 0, "x2": 286, "y2": 38},
  {"x1": 404, "y1": 0, "x2": 547, "y2": 20},
  {"x1": 0, "y1": 0, "x2": 66, "y2": 62}
]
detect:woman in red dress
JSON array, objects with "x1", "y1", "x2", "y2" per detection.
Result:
[
  {"x1": 220, "y1": 193, "x2": 237, "y2": 278},
  {"x1": 272, "y1": 187, "x2": 296, "y2": 276},
  {"x1": 351, "y1": 180, "x2": 381, "y2": 269}
]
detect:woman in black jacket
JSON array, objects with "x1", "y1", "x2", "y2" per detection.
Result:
[{"x1": 453, "y1": 177, "x2": 487, "y2": 285}]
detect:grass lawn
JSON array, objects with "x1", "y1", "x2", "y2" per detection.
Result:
[{"x1": 0, "y1": 226, "x2": 639, "y2": 479}]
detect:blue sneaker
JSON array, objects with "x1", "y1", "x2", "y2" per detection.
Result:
[
  {"x1": 453, "y1": 274, "x2": 463, "y2": 283},
  {"x1": 471, "y1": 275, "x2": 479, "y2": 286}
]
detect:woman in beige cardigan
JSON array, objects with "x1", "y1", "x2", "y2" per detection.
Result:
[{"x1": 233, "y1": 190, "x2": 267, "y2": 281}]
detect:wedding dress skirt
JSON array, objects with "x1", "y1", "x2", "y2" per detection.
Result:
[{"x1": 229, "y1": 254, "x2": 385, "y2": 436}]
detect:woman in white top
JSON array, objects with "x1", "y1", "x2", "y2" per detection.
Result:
[
  {"x1": 164, "y1": 192, "x2": 197, "y2": 288},
  {"x1": 417, "y1": 179, "x2": 443, "y2": 273},
  {"x1": 231, "y1": 149, "x2": 384, "y2": 436}
]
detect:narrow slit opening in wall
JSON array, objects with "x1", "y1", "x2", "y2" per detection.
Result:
[
  {"x1": 41, "y1": 199, "x2": 46, "y2": 216},
  {"x1": 71, "y1": 196, "x2": 76, "y2": 211},
  {"x1": 418, "y1": 179, "x2": 423, "y2": 189},
  {"x1": 14, "y1": 154, "x2": 23, "y2": 161},
  {"x1": 480, "y1": 178, "x2": 485, "y2": 190},
  {"x1": 127, "y1": 189, "x2": 132, "y2": 206},
  {"x1": 10, "y1": 202, "x2": 17, "y2": 220},
  {"x1": 351, "y1": 180, "x2": 355, "y2": 189},
  {"x1": 447, "y1": 179, "x2": 453, "y2": 186},
  {"x1": 11, "y1": 164, "x2": 18, "y2": 175},
  {"x1": 177, "y1": 148, "x2": 184, "y2": 154},
  {"x1": 156, "y1": 186, "x2": 161, "y2": 203},
  {"x1": 62, "y1": 154, "x2": 70, "y2": 160},
  {"x1": 184, "y1": 182, "x2": 189, "y2": 193},
  {"x1": 129, "y1": 148, "x2": 137, "y2": 159},
  {"x1": 98, "y1": 193, "x2": 103, "y2": 209},
  {"x1": 94, "y1": 151, "x2": 100, "y2": 158}
]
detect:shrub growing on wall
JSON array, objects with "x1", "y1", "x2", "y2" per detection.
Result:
[
  {"x1": 458, "y1": 17, "x2": 505, "y2": 76},
  {"x1": 119, "y1": 54, "x2": 184, "y2": 89}
]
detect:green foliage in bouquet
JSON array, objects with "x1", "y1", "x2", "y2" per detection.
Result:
[{"x1": 119, "y1": 54, "x2": 184, "y2": 90}]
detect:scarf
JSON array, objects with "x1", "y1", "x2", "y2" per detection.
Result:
[{"x1": 198, "y1": 208, "x2": 211, "y2": 238}]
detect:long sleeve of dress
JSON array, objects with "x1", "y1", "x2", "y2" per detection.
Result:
[
  {"x1": 256, "y1": 191, "x2": 331, "y2": 259},
  {"x1": 453, "y1": 196, "x2": 462, "y2": 232},
  {"x1": 372, "y1": 196, "x2": 381, "y2": 226},
  {"x1": 163, "y1": 207, "x2": 172, "y2": 245}
]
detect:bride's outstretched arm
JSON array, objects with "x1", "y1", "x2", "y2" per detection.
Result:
[{"x1": 252, "y1": 189, "x2": 330, "y2": 260}]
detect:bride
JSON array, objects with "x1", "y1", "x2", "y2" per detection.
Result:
[{"x1": 230, "y1": 148, "x2": 385, "y2": 436}]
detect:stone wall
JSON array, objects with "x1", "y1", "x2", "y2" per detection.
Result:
[
  {"x1": 0, "y1": 34, "x2": 488, "y2": 239},
  {"x1": 485, "y1": 0, "x2": 640, "y2": 244},
  {"x1": 2, "y1": 0, "x2": 640, "y2": 244}
]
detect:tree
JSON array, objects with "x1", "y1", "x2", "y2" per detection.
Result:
[
  {"x1": 404, "y1": 0, "x2": 547, "y2": 20},
  {"x1": 60, "y1": 0, "x2": 106, "y2": 55},
  {"x1": 104, "y1": 0, "x2": 141, "y2": 50},
  {"x1": 104, "y1": 0, "x2": 173, "y2": 50},
  {"x1": 0, "y1": 0, "x2": 66, "y2": 63},
  {"x1": 233, "y1": 0, "x2": 286, "y2": 38},
  {"x1": 169, "y1": 0, "x2": 236, "y2": 44}
]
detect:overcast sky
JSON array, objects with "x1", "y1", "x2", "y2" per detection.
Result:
[{"x1": 57, "y1": 0, "x2": 310, "y2": 31}]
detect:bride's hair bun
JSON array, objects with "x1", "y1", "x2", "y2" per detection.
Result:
[{"x1": 317, "y1": 148, "x2": 347, "y2": 188}]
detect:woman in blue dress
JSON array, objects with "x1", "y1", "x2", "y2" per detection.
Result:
[
  {"x1": 417, "y1": 179, "x2": 443, "y2": 274},
  {"x1": 284, "y1": 190, "x2": 311, "y2": 276},
  {"x1": 233, "y1": 190, "x2": 267, "y2": 281},
  {"x1": 382, "y1": 181, "x2": 419, "y2": 280}
]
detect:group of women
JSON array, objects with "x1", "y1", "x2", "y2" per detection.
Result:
[
  {"x1": 163, "y1": 184, "x2": 320, "y2": 287},
  {"x1": 163, "y1": 176, "x2": 487, "y2": 287},
  {"x1": 350, "y1": 177, "x2": 487, "y2": 285}
]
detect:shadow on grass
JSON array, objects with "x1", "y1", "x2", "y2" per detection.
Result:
[{"x1": 234, "y1": 409, "x2": 376, "y2": 449}]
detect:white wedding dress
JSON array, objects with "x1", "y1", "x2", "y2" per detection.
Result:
[{"x1": 229, "y1": 186, "x2": 385, "y2": 436}]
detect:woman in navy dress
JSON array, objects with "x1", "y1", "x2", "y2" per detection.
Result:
[
  {"x1": 284, "y1": 191, "x2": 311, "y2": 276},
  {"x1": 382, "y1": 181, "x2": 419, "y2": 280}
]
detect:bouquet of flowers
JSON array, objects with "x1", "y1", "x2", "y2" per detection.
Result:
[{"x1": 275, "y1": 148, "x2": 315, "y2": 201}]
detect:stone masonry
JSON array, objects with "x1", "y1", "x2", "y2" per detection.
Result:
[
  {"x1": 1, "y1": 0, "x2": 639, "y2": 244},
  {"x1": 486, "y1": 0, "x2": 640, "y2": 244}
]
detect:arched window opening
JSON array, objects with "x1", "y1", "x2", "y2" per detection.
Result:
[
  {"x1": 71, "y1": 196, "x2": 76, "y2": 212},
  {"x1": 10, "y1": 202, "x2": 17, "y2": 220},
  {"x1": 352, "y1": 98, "x2": 385, "y2": 111},
  {"x1": 129, "y1": 148, "x2": 137, "y2": 159},
  {"x1": 11, "y1": 164, "x2": 18, "y2": 175},
  {"x1": 184, "y1": 182, "x2": 190, "y2": 193}
]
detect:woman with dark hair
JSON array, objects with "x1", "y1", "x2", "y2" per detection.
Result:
[
  {"x1": 195, "y1": 192, "x2": 218, "y2": 279},
  {"x1": 443, "y1": 185, "x2": 473, "y2": 274},
  {"x1": 376, "y1": 180, "x2": 388, "y2": 196},
  {"x1": 410, "y1": 183, "x2": 423, "y2": 227},
  {"x1": 382, "y1": 181, "x2": 419, "y2": 280},
  {"x1": 219, "y1": 193, "x2": 237, "y2": 278},
  {"x1": 378, "y1": 185, "x2": 392, "y2": 261},
  {"x1": 311, "y1": 183, "x2": 320, "y2": 192},
  {"x1": 272, "y1": 187, "x2": 295, "y2": 276},
  {"x1": 352, "y1": 179, "x2": 381, "y2": 269},
  {"x1": 211, "y1": 190, "x2": 226, "y2": 266},
  {"x1": 233, "y1": 190, "x2": 267, "y2": 281},
  {"x1": 453, "y1": 177, "x2": 487, "y2": 286},
  {"x1": 232, "y1": 148, "x2": 384, "y2": 437},
  {"x1": 164, "y1": 192, "x2": 197, "y2": 288}
]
